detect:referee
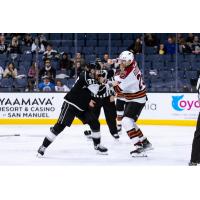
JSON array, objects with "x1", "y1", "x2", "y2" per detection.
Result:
[
  {"x1": 84, "y1": 60, "x2": 119, "y2": 139},
  {"x1": 189, "y1": 76, "x2": 200, "y2": 165}
]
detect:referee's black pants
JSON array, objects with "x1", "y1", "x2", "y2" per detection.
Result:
[
  {"x1": 190, "y1": 112, "x2": 200, "y2": 163},
  {"x1": 92, "y1": 96, "x2": 118, "y2": 136}
]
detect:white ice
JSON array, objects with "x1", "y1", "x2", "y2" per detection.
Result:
[{"x1": 0, "y1": 124, "x2": 195, "y2": 165}]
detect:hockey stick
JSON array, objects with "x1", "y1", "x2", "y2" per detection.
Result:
[{"x1": 0, "y1": 134, "x2": 20, "y2": 137}]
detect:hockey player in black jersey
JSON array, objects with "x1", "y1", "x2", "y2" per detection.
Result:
[
  {"x1": 83, "y1": 60, "x2": 119, "y2": 140},
  {"x1": 37, "y1": 63, "x2": 108, "y2": 156}
]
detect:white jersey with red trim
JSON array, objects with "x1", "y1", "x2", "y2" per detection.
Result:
[{"x1": 114, "y1": 61, "x2": 147, "y2": 103}]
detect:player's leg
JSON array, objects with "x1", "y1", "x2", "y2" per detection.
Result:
[
  {"x1": 103, "y1": 96, "x2": 119, "y2": 139},
  {"x1": 116, "y1": 99, "x2": 126, "y2": 134},
  {"x1": 37, "y1": 102, "x2": 75, "y2": 156},
  {"x1": 83, "y1": 98, "x2": 101, "y2": 139},
  {"x1": 189, "y1": 112, "x2": 200, "y2": 165},
  {"x1": 78, "y1": 110, "x2": 108, "y2": 154},
  {"x1": 122, "y1": 102, "x2": 152, "y2": 157}
]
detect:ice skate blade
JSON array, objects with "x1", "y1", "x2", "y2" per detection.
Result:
[
  {"x1": 96, "y1": 151, "x2": 108, "y2": 155},
  {"x1": 36, "y1": 153, "x2": 44, "y2": 158},
  {"x1": 131, "y1": 153, "x2": 147, "y2": 157}
]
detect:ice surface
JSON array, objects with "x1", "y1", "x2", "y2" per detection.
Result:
[{"x1": 0, "y1": 124, "x2": 195, "y2": 165}]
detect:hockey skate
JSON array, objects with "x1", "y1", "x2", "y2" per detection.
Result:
[
  {"x1": 112, "y1": 133, "x2": 120, "y2": 140},
  {"x1": 130, "y1": 142, "x2": 147, "y2": 157},
  {"x1": 84, "y1": 130, "x2": 92, "y2": 140},
  {"x1": 94, "y1": 144, "x2": 108, "y2": 155},
  {"x1": 142, "y1": 138, "x2": 153, "y2": 151},
  {"x1": 188, "y1": 161, "x2": 200, "y2": 166},
  {"x1": 37, "y1": 145, "x2": 46, "y2": 157}
]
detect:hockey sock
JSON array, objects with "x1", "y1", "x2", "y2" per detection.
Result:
[
  {"x1": 91, "y1": 131, "x2": 101, "y2": 146},
  {"x1": 42, "y1": 130, "x2": 57, "y2": 148}
]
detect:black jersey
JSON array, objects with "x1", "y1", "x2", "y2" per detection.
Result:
[{"x1": 64, "y1": 71, "x2": 99, "y2": 111}]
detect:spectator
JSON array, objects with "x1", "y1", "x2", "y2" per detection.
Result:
[
  {"x1": 165, "y1": 37, "x2": 176, "y2": 55},
  {"x1": 25, "y1": 79, "x2": 37, "y2": 92},
  {"x1": 28, "y1": 62, "x2": 38, "y2": 80},
  {"x1": 158, "y1": 44, "x2": 166, "y2": 55},
  {"x1": 3, "y1": 62, "x2": 17, "y2": 78},
  {"x1": 55, "y1": 80, "x2": 70, "y2": 92},
  {"x1": 8, "y1": 36, "x2": 21, "y2": 54},
  {"x1": 39, "y1": 59, "x2": 56, "y2": 82},
  {"x1": 71, "y1": 61, "x2": 83, "y2": 78},
  {"x1": 144, "y1": 33, "x2": 158, "y2": 47},
  {"x1": 186, "y1": 33, "x2": 194, "y2": 43},
  {"x1": 22, "y1": 33, "x2": 33, "y2": 47},
  {"x1": 179, "y1": 38, "x2": 192, "y2": 54},
  {"x1": 38, "y1": 76, "x2": 55, "y2": 92},
  {"x1": 38, "y1": 33, "x2": 48, "y2": 47},
  {"x1": 43, "y1": 44, "x2": 59, "y2": 61},
  {"x1": 31, "y1": 37, "x2": 45, "y2": 54},
  {"x1": 73, "y1": 52, "x2": 85, "y2": 68},
  {"x1": 0, "y1": 35, "x2": 8, "y2": 54},
  {"x1": 128, "y1": 37, "x2": 142, "y2": 54},
  {"x1": 191, "y1": 36, "x2": 200, "y2": 54},
  {"x1": 0, "y1": 65, "x2": 4, "y2": 79},
  {"x1": 59, "y1": 52, "x2": 73, "y2": 74}
]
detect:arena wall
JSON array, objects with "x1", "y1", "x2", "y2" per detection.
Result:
[{"x1": 0, "y1": 93, "x2": 199, "y2": 126}]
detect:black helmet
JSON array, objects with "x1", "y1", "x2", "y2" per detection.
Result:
[{"x1": 87, "y1": 62, "x2": 101, "y2": 70}]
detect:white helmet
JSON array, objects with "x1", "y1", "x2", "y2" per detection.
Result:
[{"x1": 119, "y1": 50, "x2": 134, "y2": 66}]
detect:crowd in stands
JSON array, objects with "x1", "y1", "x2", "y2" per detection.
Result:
[{"x1": 0, "y1": 33, "x2": 200, "y2": 92}]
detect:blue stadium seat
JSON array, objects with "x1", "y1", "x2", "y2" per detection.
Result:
[
  {"x1": 122, "y1": 40, "x2": 133, "y2": 47},
  {"x1": 121, "y1": 33, "x2": 134, "y2": 40},
  {"x1": 77, "y1": 33, "x2": 86, "y2": 40},
  {"x1": 118, "y1": 47, "x2": 127, "y2": 53},
  {"x1": 98, "y1": 40, "x2": 109, "y2": 47},
  {"x1": 62, "y1": 33, "x2": 74, "y2": 40},
  {"x1": 0, "y1": 54, "x2": 7, "y2": 62},
  {"x1": 13, "y1": 78, "x2": 27, "y2": 88},
  {"x1": 0, "y1": 60, "x2": 6, "y2": 69},
  {"x1": 178, "y1": 70, "x2": 185, "y2": 79},
  {"x1": 144, "y1": 61, "x2": 152, "y2": 69},
  {"x1": 152, "y1": 61, "x2": 165, "y2": 69},
  {"x1": 77, "y1": 40, "x2": 85, "y2": 47},
  {"x1": 165, "y1": 61, "x2": 176, "y2": 69},
  {"x1": 191, "y1": 61, "x2": 200, "y2": 70},
  {"x1": 83, "y1": 47, "x2": 94, "y2": 54},
  {"x1": 85, "y1": 54, "x2": 97, "y2": 63},
  {"x1": 0, "y1": 78, "x2": 13, "y2": 88},
  {"x1": 57, "y1": 47, "x2": 70, "y2": 53},
  {"x1": 98, "y1": 33, "x2": 109, "y2": 40},
  {"x1": 94, "y1": 47, "x2": 108, "y2": 55},
  {"x1": 111, "y1": 40, "x2": 122, "y2": 47},
  {"x1": 185, "y1": 54, "x2": 196, "y2": 62},
  {"x1": 111, "y1": 33, "x2": 121, "y2": 40},
  {"x1": 110, "y1": 47, "x2": 119, "y2": 55},
  {"x1": 62, "y1": 40, "x2": 74, "y2": 47},
  {"x1": 50, "y1": 40, "x2": 61, "y2": 48},
  {"x1": 86, "y1": 40, "x2": 97, "y2": 46},
  {"x1": 145, "y1": 47, "x2": 157, "y2": 55},
  {"x1": 50, "y1": 33, "x2": 62, "y2": 40},
  {"x1": 67, "y1": 79, "x2": 76, "y2": 89},
  {"x1": 185, "y1": 71, "x2": 198, "y2": 79},
  {"x1": 86, "y1": 33, "x2": 98, "y2": 40},
  {"x1": 179, "y1": 61, "x2": 191, "y2": 70},
  {"x1": 20, "y1": 54, "x2": 32, "y2": 62}
]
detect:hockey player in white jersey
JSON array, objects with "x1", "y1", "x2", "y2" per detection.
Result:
[{"x1": 110, "y1": 51, "x2": 153, "y2": 157}]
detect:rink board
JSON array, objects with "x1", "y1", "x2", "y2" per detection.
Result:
[{"x1": 0, "y1": 92, "x2": 199, "y2": 126}]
